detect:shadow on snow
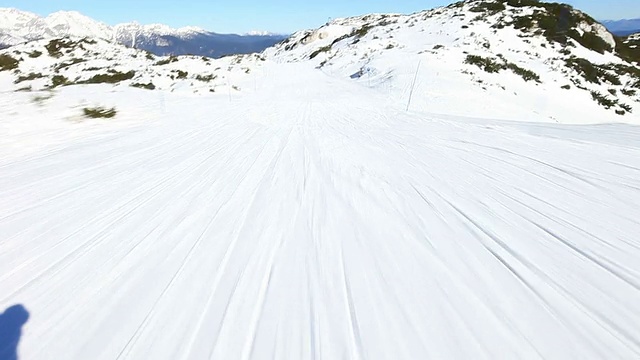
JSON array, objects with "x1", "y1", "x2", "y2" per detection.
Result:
[{"x1": 0, "y1": 305, "x2": 29, "y2": 360}]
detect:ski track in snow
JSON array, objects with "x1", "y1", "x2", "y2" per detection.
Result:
[{"x1": 1, "y1": 64, "x2": 640, "y2": 359}]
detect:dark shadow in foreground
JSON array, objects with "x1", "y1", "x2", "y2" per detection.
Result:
[{"x1": 0, "y1": 305, "x2": 29, "y2": 360}]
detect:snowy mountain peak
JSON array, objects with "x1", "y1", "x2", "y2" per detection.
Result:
[
  {"x1": 43, "y1": 10, "x2": 112, "y2": 39},
  {"x1": 0, "y1": 8, "x2": 39, "y2": 31},
  {"x1": 113, "y1": 22, "x2": 206, "y2": 38},
  {"x1": 0, "y1": 7, "x2": 286, "y2": 57},
  {"x1": 0, "y1": 7, "x2": 112, "y2": 44}
]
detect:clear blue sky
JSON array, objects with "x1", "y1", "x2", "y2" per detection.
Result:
[{"x1": 3, "y1": 0, "x2": 639, "y2": 34}]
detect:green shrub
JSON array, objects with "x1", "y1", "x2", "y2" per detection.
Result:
[
  {"x1": 80, "y1": 70, "x2": 135, "y2": 84},
  {"x1": 616, "y1": 36, "x2": 640, "y2": 63},
  {"x1": 561, "y1": 84, "x2": 571, "y2": 89},
  {"x1": 195, "y1": 74, "x2": 217, "y2": 82},
  {"x1": 50, "y1": 75, "x2": 69, "y2": 88},
  {"x1": 573, "y1": 31, "x2": 612, "y2": 54},
  {"x1": 131, "y1": 82, "x2": 156, "y2": 90},
  {"x1": 54, "y1": 58, "x2": 86, "y2": 72},
  {"x1": 310, "y1": 45, "x2": 332, "y2": 59},
  {"x1": 0, "y1": 54, "x2": 20, "y2": 71},
  {"x1": 503, "y1": 0, "x2": 542, "y2": 7},
  {"x1": 45, "y1": 39, "x2": 77, "y2": 58},
  {"x1": 15, "y1": 72, "x2": 44, "y2": 84},
  {"x1": 470, "y1": 2, "x2": 506, "y2": 13},
  {"x1": 622, "y1": 89, "x2": 636, "y2": 96},
  {"x1": 559, "y1": 48, "x2": 571, "y2": 56},
  {"x1": 28, "y1": 50, "x2": 43, "y2": 58},
  {"x1": 606, "y1": 63, "x2": 640, "y2": 82},
  {"x1": 83, "y1": 106, "x2": 117, "y2": 118},
  {"x1": 590, "y1": 91, "x2": 618, "y2": 109},
  {"x1": 353, "y1": 25, "x2": 373, "y2": 38},
  {"x1": 175, "y1": 70, "x2": 188, "y2": 79},
  {"x1": 507, "y1": 63, "x2": 540, "y2": 82},
  {"x1": 155, "y1": 56, "x2": 178, "y2": 66},
  {"x1": 465, "y1": 54, "x2": 541, "y2": 82},
  {"x1": 619, "y1": 103, "x2": 632, "y2": 112},
  {"x1": 331, "y1": 33, "x2": 352, "y2": 46},
  {"x1": 564, "y1": 58, "x2": 621, "y2": 85},
  {"x1": 465, "y1": 55, "x2": 503, "y2": 73}
]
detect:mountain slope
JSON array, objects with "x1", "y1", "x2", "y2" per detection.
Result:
[
  {"x1": 0, "y1": 8, "x2": 287, "y2": 57},
  {"x1": 2, "y1": 0, "x2": 639, "y2": 124},
  {"x1": 0, "y1": 37, "x2": 263, "y2": 94},
  {"x1": 266, "y1": 0, "x2": 640, "y2": 120},
  {"x1": 2, "y1": 0, "x2": 639, "y2": 123},
  {"x1": 2, "y1": 59, "x2": 640, "y2": 360}
]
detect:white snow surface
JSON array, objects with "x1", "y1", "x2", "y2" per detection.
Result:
[{"x1": 1, "y1": 61, "x2": 640, "y2": 359}]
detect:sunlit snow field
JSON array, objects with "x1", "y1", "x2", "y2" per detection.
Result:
[{"x1": 1, "y1": 62, "x2": 640, "y2": 359}]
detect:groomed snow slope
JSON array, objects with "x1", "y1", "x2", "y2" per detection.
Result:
[{"x1": 1, "y1": 62, "x2": 640, "y2": 359}]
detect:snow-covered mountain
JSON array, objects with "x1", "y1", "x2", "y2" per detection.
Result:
[
  {"x1": 0, "y1": 8, "x2": 287, "y2": 57},
  {"x1": 0, "y1": 8, "x2": 111, "y2": 43}
]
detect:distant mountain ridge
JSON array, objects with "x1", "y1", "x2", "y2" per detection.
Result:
[
  {"x1": 0, "y1": 8, "x2": 288, "y2": 58},
  {"x1": 602, "y1": 18, "x2": 640, "y2": 36}
]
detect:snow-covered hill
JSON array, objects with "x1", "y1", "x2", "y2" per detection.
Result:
[
  {"x1": 0, "y1": 37, "x2": 264, "y2": 94},
  {"x1": 0, "y1": 8, "x2": 287, "y2": 57},
  {"x1": 265, "y1": 0, "x2": 640, "y2": 121},
  {"x1": 2, "y1": 0, "x2": 639, "y2": 123}
]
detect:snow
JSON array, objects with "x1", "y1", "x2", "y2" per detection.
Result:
[
  {"x1": 0, "y1": 8, "x2": 39, "y2": 32},
  {"x1": 2, "y1": 1, "x2": 640, "y2": 358},
  {"x1": 0, "y1": 8, "x2": 113, "y2": 45},
  {"x1": 266, "y1": 3, "x2": 640, "y2": 123},
  {"x1": 1, "y1": 60, "x2": 640, "y2": 359},
  {"x1": 0, "y1": 37, "x2": 264, "y2": 96},
  {"x1": 43, "y1": 11, "x2": 113, "y2": 39},
  {"x1": 0, "y1": 8, "x2": 209, "y2": 47}
]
